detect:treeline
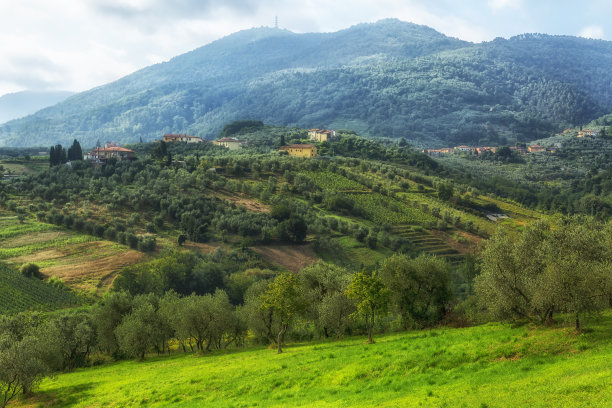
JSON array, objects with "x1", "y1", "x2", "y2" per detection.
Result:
[
  {"x1": 49, "y1": 139, "x2": 83, "y2": 166},
  {"x1": 475, "y1": 217, "x2": 612, "y2": 330}
]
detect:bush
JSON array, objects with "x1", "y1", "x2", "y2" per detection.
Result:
[
  {"x1": 127, "y1": 233, "x2": 139, "y2": 249},
  {"x1": 94, "y1": 224, "x2": 106, "y2": 237},
  {"x1": 153, "y1": 216, "x2": 164, "y2": 229},
  {"x1": 20, "y1": 263, "x2": 42, "y2": 279},
  {"x1": 138, "y1": 237, "x2": 156, "y2": 252}
]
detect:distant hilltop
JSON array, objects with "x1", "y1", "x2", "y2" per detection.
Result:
[{"x1": 1, "y1": 19, "x2": 612, "y2": 147}]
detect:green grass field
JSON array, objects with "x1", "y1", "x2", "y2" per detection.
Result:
[{"x1": 20, "y1": 313, "x2": 612, "y2": 407}]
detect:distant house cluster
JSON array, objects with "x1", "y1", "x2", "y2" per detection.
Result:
[
  {"x1": 577, "y1": 129, "x2": 600, "y2": 138},
  {"x1": 308, "y1": 129, "x2": 336, "y2": 142},
  {"x1": 423, "y1": 145, "x2": 498, "y2": 156},
  {"x1": 279, "y1": 144, "x2": 318, "y2": 157},
  {"x1": 162, "y1": 134, "x2": 205, "y2": 143},
  {"x1": 423, "y1": 143, "x2": 555, "y2": 156},
  {"x1": 86, "y1": 143, "x2": 135, "y2": 163},
  {"x1": 212, "y1": 137, "x2": 246, "y2": 150}
]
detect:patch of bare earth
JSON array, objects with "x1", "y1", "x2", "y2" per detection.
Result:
[
  {"x1": 182, "y1": 241, "x2": 220, "y2": 253},
  {"x1": 217, "y1": 193, "x2": 270, "y2": 213},
  {"x1": 41, "y1": 249, "x2": 145, "y2": 292},
  {"x1": 431, "y1": 230, "x2": 483, "y2": 255},
  {"x1": 0, "y1": 231, "x2": 67, "y2": 248},
  {"x1": 251, "y1": 244, "x2": 318, "y2": 273},
  {"x1": 9, "y1": 241, "x2": 145, "y2": 292}
]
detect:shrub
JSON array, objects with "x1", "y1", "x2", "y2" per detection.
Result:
[{"x1": 20, "y1": 263, "x2": 42, "y2": 279}]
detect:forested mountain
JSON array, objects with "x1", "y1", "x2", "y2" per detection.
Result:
[
  {"x1": 1, "y1": 19, "x2": 612, "y2": 147},
  {"x1": 0, "y1": 90, "x2": 74, "y2": 124}
]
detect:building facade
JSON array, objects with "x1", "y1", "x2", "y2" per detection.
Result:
[
  {"x1": 86, "y1": 144, "x2": 135, "y2": 161},
  {"x1": 279, "y1": 144, "x2": 318, "y2": 157},
  {"x1": 212, "y1": 137, "x2": 244, "y2": 150},
  {"x1": 163, "y1": 134, "x2": 204, "y2": 143},
  {"x1": 308, "y1": 129, "x2": 336, "y2": 142}
]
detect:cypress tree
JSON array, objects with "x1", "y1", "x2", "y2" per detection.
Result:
[
  {"x1": 49, "y1": 146, "x2": 56, "y2": 166},
  {"x1": 70, "y1": 139, "x2": 83, "y2": 160}
]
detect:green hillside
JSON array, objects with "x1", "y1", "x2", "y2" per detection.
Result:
[
  {"x1": 2, "y1": 20, "x2": 612, "y2": 147},
  {"x1": 17, "y1": 313, "x2": 612, "y2": 408}
]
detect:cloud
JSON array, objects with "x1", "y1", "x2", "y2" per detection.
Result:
[
  {"x1": 488, "y1": 0, "x2": 522, "y2": 10},
  {"x1": 91, "y1": 0, "x2": 258, "y2": 21},
  {"x1": 578, "y1": 25, "x2": 604, "y2": 39}
]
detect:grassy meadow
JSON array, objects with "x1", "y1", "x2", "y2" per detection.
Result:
[{"x1": 19, "y1": 313, "x2": 612, "y2": 408}]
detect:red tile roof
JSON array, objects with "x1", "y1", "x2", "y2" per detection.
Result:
[{"x1": 91, "y1": 147, "x2": 134, "y2": 153}]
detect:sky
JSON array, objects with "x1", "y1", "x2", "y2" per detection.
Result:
[{"x1": 1, "y1": 0, "x2": 611, "y2": 97}]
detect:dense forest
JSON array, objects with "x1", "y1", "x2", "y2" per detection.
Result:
[{"x1": 2, "y1": 20, "x2": 612, "y2": 147}]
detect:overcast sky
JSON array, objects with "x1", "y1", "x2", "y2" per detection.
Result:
[{"x1": 1, "y1": 0, "x2": 611, "y2": 97}]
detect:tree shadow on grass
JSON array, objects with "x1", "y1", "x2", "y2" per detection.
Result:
[{"x1": 24, "y1": 382, "x2": 96, "y2": 407}]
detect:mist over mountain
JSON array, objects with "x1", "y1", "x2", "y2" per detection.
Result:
[
  {"x1": 0, "y1": 90, "x2": 74, "y2": 125},
  {"x1": 1, "y1": 19, "x2": 611, "y2": 147}
]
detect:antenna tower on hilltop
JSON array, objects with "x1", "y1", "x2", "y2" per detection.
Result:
[{"x1": 274, "y1": 16, "x2": 278, "y2": 29}]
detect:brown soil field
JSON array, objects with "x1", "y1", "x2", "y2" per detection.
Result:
[
  {"x1": 0, "y1": 231, "x2": 67, "y2": 248},
  {"x1": 182, "y1": 241, "x2": 220, "y2": 253},
  {"x1": 432, "y1": 230, "x2": 483, "y2": 255},
  {"x1": 251, "y1": 244, "x2": 318, "y2": 272},
  {"x1": 217, "y1": 192, "x2": 270, "y2": 213},
  {"x1": 10, "y1": 241, "x2": 145, "y2": 292},
  {"x1": 41, "y1": 248, "x2": 145, "y2": 292}
]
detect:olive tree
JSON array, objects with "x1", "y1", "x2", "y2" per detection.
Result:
[
  {"x1": 259, "y1": 273, "x2": 304, "y2": 353},
  {"x1": 476, "y1": 219, "x2": 612, "y2": 330},
  {"x1": 378, "y1": 253, "x2": 452, "y2": 328},
  {"x1": 299, "y1": 262, "x2": 355, "y2": 338},
  {"x1": 0, "y1": 336, "x2": 48, "y2": 407},
  {"x1": 345, "y1": 270, "x2": 390, "y2": 344}
]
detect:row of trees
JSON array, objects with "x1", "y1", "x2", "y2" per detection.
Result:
[
  {"x1": 475, "y1": 218, "x2": 612, "y2": 330},
  {"x1": 49, "y1": 140, "x2": 83, "y2": 166}
]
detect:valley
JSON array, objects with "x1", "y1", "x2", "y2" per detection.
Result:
[{"x1": 0, "y1": 15, "x2": 611, "y2": 408}]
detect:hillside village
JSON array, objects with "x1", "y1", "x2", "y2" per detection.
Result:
[{"x1": 422, "y1": 127, "x2": 609, "y2": 157}]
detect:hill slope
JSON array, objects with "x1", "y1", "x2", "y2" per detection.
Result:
[
  {"x1": 2, "y1": 21, "x2": 612, "y2": 147},
  {"x1": 19, "y1": 314, "x2": 612, "y2": 407}
]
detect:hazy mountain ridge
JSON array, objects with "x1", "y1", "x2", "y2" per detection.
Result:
[
  {"x1": 1, "y1": 19, "x2": 611, "y2": 147},
  {"x1": 0, "y1": 90, "x2": 74, "y2": 124}
]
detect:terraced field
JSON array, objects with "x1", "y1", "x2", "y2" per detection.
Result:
[
  {"x1": 391, "y1": 225, "x2": 465, "y2": 265},
  {"x1": 0, "y1": 214, "x2": 146, "y2": 293}
]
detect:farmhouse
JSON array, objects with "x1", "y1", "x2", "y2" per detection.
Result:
[
  {"x1": 308, "y1": 129, "x2": 336, "y2": 142},
  {"x1": 455, "y1": 145, "x2": 476, "y2": 153},
  {"x1": 528, "y1": 145, "x2": 546, "y2": 153},
  {"x1": 279, "y1": 144, "x2": 318, "y2": 157},
  {"x1": 163, "y1": 134, "x2": 205, "y2": 143},
  {"x1": 86, "y1": 144, "x2": 135, "y2": 162},
  {"x1": 476, "y1": 146, "x2": 497, "y2": 154},
  {"x1": 212, "y1": 137, "x2": 245, "y2": 150},
  {"x1": 577, "y1": 129, "x2": 599, "y2": 138}
]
